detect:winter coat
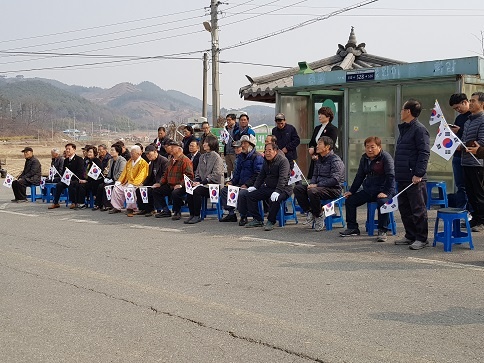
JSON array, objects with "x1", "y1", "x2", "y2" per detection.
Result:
[{"x1": 394, "y1": 118, "x2": 430, "y2": 182}]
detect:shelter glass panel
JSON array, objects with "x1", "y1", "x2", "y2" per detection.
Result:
[{"x1": 347, "y1": 86, "x2": 397, "y2": 184}]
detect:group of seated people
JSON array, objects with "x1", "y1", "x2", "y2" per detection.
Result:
[{"x1": 37, "y1": 132, "x2": 393, "y2": 237}]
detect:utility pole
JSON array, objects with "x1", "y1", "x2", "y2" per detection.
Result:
[
  {"x1": 210, "y1": 0, "x2": 220, "y2": 126},
  {"x1": 202, "y1": 52, "x2": 208, "y2": 119}
]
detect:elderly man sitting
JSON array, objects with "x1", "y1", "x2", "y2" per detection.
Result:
[
  {"x1": 293, "y1": 136, "x2": 345, "y2": 231},
  {"x1": 109, "y1": 145, "x2": 149, "y2": 215},
  {"x1": 219, "y1": 134, "x2": 264, "y2": 226},
  {"x1": 11, "y1": 147, "x2": 42, "y2": 203}
]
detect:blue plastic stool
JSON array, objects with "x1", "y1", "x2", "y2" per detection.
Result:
[
  {"x1": 164, "y1": 195, "x2": 189, "y2": 214},
  {"x1": 26, "y1": 185, "x2": 43, "y2": 202},
  {"x1": 426, "y1": 181, "x2": 448, "y2": 209},
  {"x1": 433, "y1": 208, "x2": 474, "y2": 252},
  {"x1": 365, "y1": 202, "x2": 397, "y2": 236},
  {"x1": 86, "y1": 191, "x2": 95, "y2": 208},
  {"x1": 321, "y1": 198, "x2": 346, "y2": 230},
  {"x1": 276, "y1": 196, "x2": 298, "y2": 227},
  {"x1": 42, "y1": 183, "x2": 56, "y2": 203},
  {"x1": 201, "y1": 197, "x2": 223, "y2": 221}
]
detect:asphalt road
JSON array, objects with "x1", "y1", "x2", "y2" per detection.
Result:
[{"x1": 1, "y1": 185, "x2": 483, "y2": 363}]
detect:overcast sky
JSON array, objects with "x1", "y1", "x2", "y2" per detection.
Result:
[{"x1": 1, "y1": 0, "x2": 483, "y2": 110}]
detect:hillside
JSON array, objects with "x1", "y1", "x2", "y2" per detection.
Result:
[{"x1": 0, "y1": 77, "x2": 275, "y2": 135}]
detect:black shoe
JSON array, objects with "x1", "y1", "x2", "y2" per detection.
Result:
[
  {"x1": 187, "y1": 216, "x2": 202, "y2": 224},
  {"x1": 238, "y1": 216, "x2": 248, "y2": 226},
  {"x1": 155, "y1": 210, "x2": 171, "y2": 218},
  {"x1": 172, "y1": 212, "x2": 182, "y2": 220},
  {"x1": 77, "y1": 204, "x2": 86, "y2": 209},
  {"x1": 220, "y1": 214, "x2": 237, "y2": 222},
  {"x1": 16, "y1": 199, "x2": 28, "y2": 203},
  {"x1": 11, "y1": 199, "x2": 17, "y2": 202},
  {"x1": 339, "y1": 228, "x2": 360, "y2": 237},
  {"x1": 184, "y1": 215, "x2": 194, "y2": 224}
]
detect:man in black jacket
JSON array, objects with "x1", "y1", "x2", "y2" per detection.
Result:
[
  {"x1": 340, "y1": 136, "x2": 395, "y2": 241},
  {"x1": 271, "y1": 113, "x2": 300, "y2": 169},
  {"x1": 394, "y1": 99, "x2": 430, "y2": 250},
  {"x1": 153, "y1": 126, "x2": 169, "y2": 158},
  {"x1": 48, "y1": 143, "x2": 85, "y2": 209},
  {"x1": 11, "y1": 147, "x2": 42, "y2": 203},
  {"x1": 245, "y1": 143, "x2": 293, "y2": 231},
  {"x1": 293, "y1": 136, "x2": 344, "y2": 232},
  {"x1": 134, "y1": 145, "x2": 168, "y2": 215}
]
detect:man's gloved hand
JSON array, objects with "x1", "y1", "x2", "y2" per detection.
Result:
[
  {"x1": 270, "y1": 192, "x2": 280, "y2": 202},
  {"x1": 247, "y1": 187, "x2": 257, "y2": 192},
  {"x1": 114, "y1": 181, "x2": 121, "y2": 186}
]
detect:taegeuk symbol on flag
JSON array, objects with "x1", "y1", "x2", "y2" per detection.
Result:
[
  {"x1": 429, "y1": 100, "x2": 446, "y2": 125},
  {"x1": 227, "y1": 185, "x2": 240, "y2": 207}
]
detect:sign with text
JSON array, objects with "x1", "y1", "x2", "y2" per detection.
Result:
[{"x1": 346, "y1": 69, "x2": 375, "y2": 83}]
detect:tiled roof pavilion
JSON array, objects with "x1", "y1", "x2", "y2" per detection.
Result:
[{"x1": 239, "y1": 27, "x2": 406, "y2": 103}]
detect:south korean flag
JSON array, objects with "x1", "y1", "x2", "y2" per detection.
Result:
[
  {"x1": 227, "y1": 185, "x2": 240, "y2": 207},
  {"x1": 208, "y1": 184, "x2": 219, "y2": 203}
]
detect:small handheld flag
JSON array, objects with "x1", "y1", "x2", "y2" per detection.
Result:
[
  {"x1": 288, "y1": 163, "x2": 303, "y2": 185},
  {"x1": 40, "y1": 176, "x2": 46, "y2": 190},
  {"x1": 139, "y1": 186, "x2": 149, "y2": 203},
  {"x1": 380, "y1": 182, "x2": 413, "y2": 214},
  {"x1": 104, "y1": 185, "x2": 114, "y2": 200},
  {"x1": 61, "y1": 168, "x2": 74, "y2": 186},
  {"x1": 208, "y1": 184, "x2": 219, "y2": 203},
  {"x1": 429, "y1": 100, "x2": 447, "y2": 125},
  {"x1": 3, "y1": 173, "x2": 14, "y2": 188},
  {"x1": 323, "y1": 202, "x2": 335, "y2": 217},
  {"x1": 87, "y1": 164, "x2": 102, "y2": 180},
  {"x1": 380, "y1": 198, "x2": 398, "y2": 214},
  {"x1": 124, "y1": 187, "x2": 135, "y2": 203},
  {"x1": 227, "y1": 185, "x2": 240, "y2": 207},
  {"x1": 184, "y1": 174, "x2": 194, "y2": 195}
]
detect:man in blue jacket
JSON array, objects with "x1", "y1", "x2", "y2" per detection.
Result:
[
  {"x1": 340, "y1": 136, "x2": 395, "y2": 241},
  {"x1": 271, "y1": 113, "x2": 300, "y2": 169},
  {"x1": 394, "y1": 99, "x2": 430, "y2": 250},
  {"x1": 293, "y1": 136, "x2": 344, "y2": 231},
  {"x1": 220, "y1": 135, "x2": 264, "y2": 226}
]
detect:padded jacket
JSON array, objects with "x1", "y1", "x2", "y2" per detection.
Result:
[
  {"x1": 394, "y1": 118, "x2": 430, "y2": 182},
  {"x1": 311, "y1": 151, "x2": 344, "y2": 191}
]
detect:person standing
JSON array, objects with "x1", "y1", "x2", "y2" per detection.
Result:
[
  {"x1": 223, "y1": 114, "x2": 238, "y2": 178},
  {"x1": 448, "y1": 94, "x2": 471, "y2": 211},
  {"x1": 271, "y1": 113, "x2": 300, "y2": 169},
  {"x1": 11, "y1": 147, "x2": 41, "y2": 203},
  {"x1": 394, "y1": 99, "x2": 430, "y2": 250},
  {"x1": 308, "y1": 107, "x2": 338, "y2": 179},
  {"x1": 182, "y1": 126, "x2": 197, "y2": 156},
  {"x1": 153, "y1": 126, "x2": 169, "y2": 157},
  {"x1": 233, "y1": 114, "x2": 256, "y2": 141},
  {"x1": 199, "y1": 121, "x2": 215, "y2": 154},
  {"x1": 462, "y1": 92, "x2": 484, "y2": 231}
]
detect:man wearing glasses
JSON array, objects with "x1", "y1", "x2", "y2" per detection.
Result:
[
  {"x1": 448, "y1": 94, "x2": 471, "y2": 211},
  {"x1": 394, "y1": 99, "x2": 430, "y2": 250}
]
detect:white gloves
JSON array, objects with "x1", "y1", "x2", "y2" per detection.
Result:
[
  {"x1": 114, "y1": 181, "x2": 121, "y2": 186},
  {"x1": 104, "y1": 178, "x2": 113, "y2": 184},
  {"x1": 270, "y1": 192, "x2": 280, "y2": 202},
  {"x1": 247, "y1": 187, "x2": 257, "y2": 192}
]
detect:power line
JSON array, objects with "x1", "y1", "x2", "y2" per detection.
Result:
[
  {"x1": 223, "y1": 11, "x2": 484, "y2": 17},
  {"x1": 220, "y1": 0, "x2": 379, "y2": 52},
  {"x1": 220, "y1": 0, "x2": 309, "y2": 25},
  {"x1": 0, "y1": 8, "x2": 205, "y2": 45}
]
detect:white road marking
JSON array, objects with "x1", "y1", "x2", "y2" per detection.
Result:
[
  {"x1": 0, "y1": 210, "x2": 39, "y2": 217},
  {"x1": 0, "y1": 203, "x2": 8, "y2": 210},
  {"x1": 408, "y1": 257, "x2": 484, "y2": 271},
  {"x1": 129, "y1": 225, "x2": 181, "y2": 233},
  {"x1": 239, "y1": 236, "x2": 315, "y2": 247},
  {"x1": 58, "y1": 217, "x2": 99, "y2": 224}
]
